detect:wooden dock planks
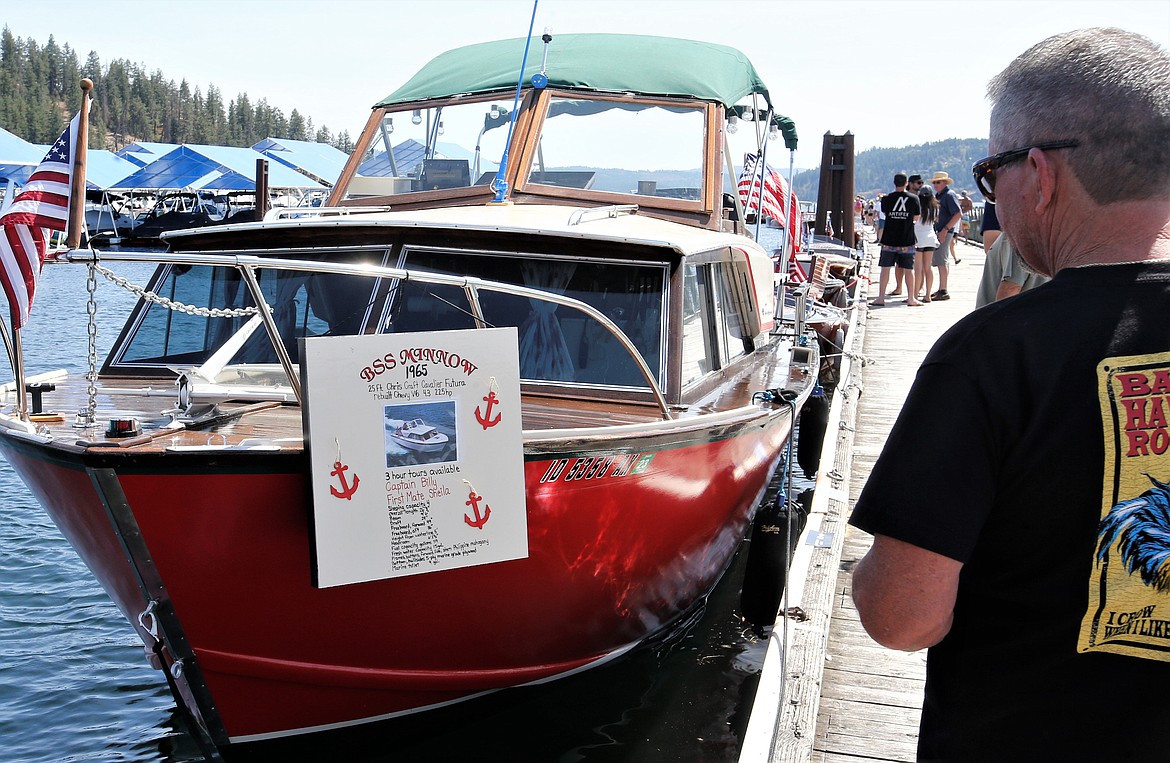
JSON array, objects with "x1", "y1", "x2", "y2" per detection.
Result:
[{"x1": 809, "y1": 236, "x2": 986, "y2": 762}]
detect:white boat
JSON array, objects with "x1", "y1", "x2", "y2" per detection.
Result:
[{"x1": 388, "y1": 418, "x2": 450, "y2": 452}]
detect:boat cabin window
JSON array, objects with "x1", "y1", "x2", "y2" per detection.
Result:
[
  {"x1": 105, "y1": 264, "x2": 375, "y2": 374},
  {"x1": 382, "y1": 248, "x2": 667, "y2": 389},
  {"x1": 680, "y1": 261, "x2": 749, "y2": 388},
  {"x1": 527, "y1": 97, "x2": 706, "y2": 200},
  {"x1": 345, "y1": 99, "x2": 516, "y2": 199}
]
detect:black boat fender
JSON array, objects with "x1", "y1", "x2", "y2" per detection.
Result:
[
  {"x1": 797, "y1": 385, "x2": 829, "y2": 479},
  {"x1": 739, "y1": 488, "x2": 811, "y2": 633}
]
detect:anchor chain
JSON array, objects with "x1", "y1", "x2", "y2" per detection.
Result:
[
  {"x1": 75, "y1": 262, "x2": 100, "y2": 428},
  {"x1": 73, "y1": 261, "x2": 258, "y2": 429},
  {"x1": 93, "y1": 263, "x2": 258, "y2": 319}
]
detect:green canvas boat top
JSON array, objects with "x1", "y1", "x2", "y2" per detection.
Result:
[{"x1": 375, "y1": 33, "x2": 771, "y2": 110}]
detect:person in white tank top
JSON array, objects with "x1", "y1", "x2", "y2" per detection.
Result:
[{"x1": 914, "y1": 187, "x2": 941, "y2": 302}]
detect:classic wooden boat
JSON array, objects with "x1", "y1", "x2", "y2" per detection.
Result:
[
  {"x1": 387, "y1": 417, "x2": 451, "y2": 453},
  {"x1": 0, "y1": 33, "x2": 815, "y2": 751}
]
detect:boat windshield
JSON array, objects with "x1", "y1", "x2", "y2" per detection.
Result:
[
  {"x1": 104, "y1": 250, "x2": 668, "y2": 391},
  {"x1": 525, "y1": 97, "x2": 706, "y2": 200},
  {"x1": 345, "y1": 98, "x2": 516, "y2": 199},
  {"x1": 381, "y1": 248, "x2": 667, "y2": 389},
  {"x1": 341, "y1": 95, "x2": 706, "y2": 204},
  {"x1": 105, "y1": 264, "x2": 375, "y2": 374}
]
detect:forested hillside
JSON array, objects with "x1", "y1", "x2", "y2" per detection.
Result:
[
  {"x1": 0, "y1": 28, "x2": 354, "y2": 152},
  {"x1": 792, "y1": 137, "x2": 990, "y2": 199}
]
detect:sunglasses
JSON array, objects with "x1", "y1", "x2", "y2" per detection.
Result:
[{"x1": 971, "y1": 140, "x2": 1080, "y2": 201}]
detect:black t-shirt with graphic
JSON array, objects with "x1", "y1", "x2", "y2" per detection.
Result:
[
  {"x1": 851, "y1": 261, "x2": 1170, "y2": 761},
  {"x1": 879, "y1": 190, "x2": 920, "y2": 247}
]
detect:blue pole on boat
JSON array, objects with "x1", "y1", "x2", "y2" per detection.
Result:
[{"x1": 491, "y1": 0, "x2": 540, "y2": 204}]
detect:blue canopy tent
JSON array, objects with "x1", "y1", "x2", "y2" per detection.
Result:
[
  {"x1": 85, "y1": 150, "x2": 139, "y2": 190},
  {"x1": 358, "y1": 138, "x2": 498, "y2": 179},
  {"x1": 252, "y1": 138, "x2": 349, "y2": 187},
  {"x1": 110, "y1": 144, "x2": 324, "y2": 191},
  {"x1": 116, "y1": 141, "x2": 180, "y2": 168},
  {"x1": 0, "y1": 127, "x2": 46, "y2": 184}
]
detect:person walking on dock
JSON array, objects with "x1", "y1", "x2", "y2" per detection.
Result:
[
  {"x1": 849, "y1": 27, "x2": 1170, "y2": 761},
  {"x1": 912, "y1": 185, "x2": 940, "y2": 303},
  {"x1": 929, "y1": 172, "x2": 963, "y2": 299},
  {"x1": 872, "y1": 173, "x2": 921, "y2": 307}
]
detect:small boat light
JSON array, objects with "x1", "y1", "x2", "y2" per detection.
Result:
[
  {"x1": 727, "y1": 114, "x2": 739, "y2": 134},
  {"x1": 769, "y1": 122, "x2": 779, "y2": 141},
  {"x1": 437, "y1": 121, "x2": 445, "y2": 136},
  {"x1": 105, "y1": 417, "x2": 142, "y2": 438},
  {"x1": 384, "y1": 116, "x2": 394, "y2": 134},
  {"x1": 412, "y1": 110, "x2": 423, "y2": 126}
]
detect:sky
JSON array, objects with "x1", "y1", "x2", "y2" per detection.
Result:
[{"x1": 3, "y1": 0, "x2": 1169, "y2": 170}]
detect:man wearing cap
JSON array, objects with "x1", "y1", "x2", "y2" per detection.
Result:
[
  {"x1": 849, "y1": 28, "x2": 1170, "y2": 760},
  {"x1": 929, "y1": 171, "x2": 963, "y2": 300}
]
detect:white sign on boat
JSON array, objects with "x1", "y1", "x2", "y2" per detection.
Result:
[{"x1": 304, "y1": 327, "x2": 527, "y2": 587}]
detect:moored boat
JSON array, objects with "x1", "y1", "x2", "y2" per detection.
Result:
[
  {"x1": 0, "y1": 33, "x2": 816, "y2": 752},
  {"x1": 387, "y1": 417, "x2": 450, "y2": 452}
]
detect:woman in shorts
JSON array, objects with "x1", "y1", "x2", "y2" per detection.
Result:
[{"x1": 914, "y1": 186, "x2": 940, "y2": 303}]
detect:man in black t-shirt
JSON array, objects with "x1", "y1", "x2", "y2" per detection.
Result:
[
  {"x1": 872, "y1": 173, "x2": 921, "y2": 307},
  {"x1": 850, "y1": 29, "x2": 1170, "y2": 761}
]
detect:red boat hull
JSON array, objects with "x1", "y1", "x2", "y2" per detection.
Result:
[{"x1": 0, "y1": 407, "x2": 794, "y2": 743}]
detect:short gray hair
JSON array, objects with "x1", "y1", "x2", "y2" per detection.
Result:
[{"x1": 987, "y1": 28, "x2": 1170, "y2": 203}]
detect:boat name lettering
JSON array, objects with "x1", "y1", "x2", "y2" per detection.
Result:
[
  {"x1": 539, "y1": 453, "x2": 649, "y2": 483},
  {"x1": 399, "y1": 347, "x2": 479, "y2": 376},
  {"x1": 359, "y1": 352, "x2": 398, "y2": 382}
]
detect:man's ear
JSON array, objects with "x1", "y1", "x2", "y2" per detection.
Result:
[{"x1": 1028, "y1": 147, "x2": 1058, "y2": 215}]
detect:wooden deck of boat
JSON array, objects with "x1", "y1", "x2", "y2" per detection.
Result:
[{"x1": 742, "y1": 234, "x2": 986, "y2": 763}]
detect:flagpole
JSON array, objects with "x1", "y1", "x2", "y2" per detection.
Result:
[
  {"x1": 785, "y1": 148, "x2": 796, "y2": 264},
  {"x1": 65, "y1": 78, "x2": 92, "y2": 250},
  {"x1": 8, "y1": 317, "x2": 28, "y2": 421},
  {"x1": 754, "y1": 113, "x2": 769, "y2": 242}
]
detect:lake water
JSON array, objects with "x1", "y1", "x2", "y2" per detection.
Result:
[{"x1": 0, "y1": 257, "x2": 811, "y2": 762}]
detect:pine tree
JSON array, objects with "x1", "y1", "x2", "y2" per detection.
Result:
[{"x1": 1, "y1": 29, "x2": 348, "y2": 154}]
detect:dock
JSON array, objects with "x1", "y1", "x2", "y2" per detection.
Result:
[{"x1": 741, "y1": 234, "x2": 988, "y2": 763}]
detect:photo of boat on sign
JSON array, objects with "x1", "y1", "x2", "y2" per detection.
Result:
[{"x1": 385, "y1": 403, "x2": 458, "y2": 463}]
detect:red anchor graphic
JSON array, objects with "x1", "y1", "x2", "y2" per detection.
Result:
[
  {"x1": 475, "y1": 390, "x2": 502, "y2": 430},
  {"x1": 464, "y1": 489, "x2": 491, "y2": 529},
  {"x1": 330, "y1": 460, "x2": 360, "y2": 500}
]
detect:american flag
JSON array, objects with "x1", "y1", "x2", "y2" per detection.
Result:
[
  {"x1": 737, "y1": 153, "x2": 788, "y2": 226},
  {"x1": 0, "y1": 108, "x2": 84, "y2": 330},
  {"x1": 787, "y1": 251, "x2": 808, "y2": 283}
]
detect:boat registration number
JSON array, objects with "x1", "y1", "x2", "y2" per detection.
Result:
[{"x1": 539, "y1": 453, "x2": 654, "y2": 483}]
